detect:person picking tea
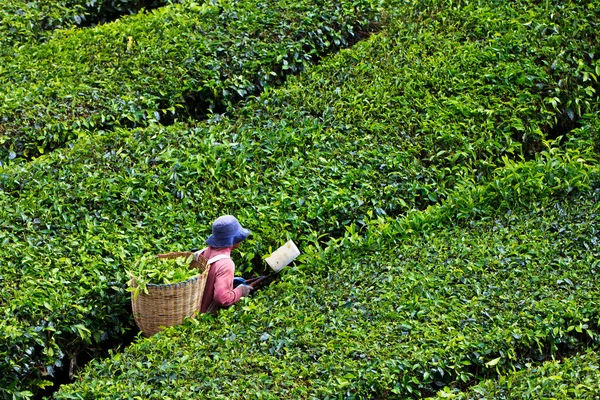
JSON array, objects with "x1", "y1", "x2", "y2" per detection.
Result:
[{"x1": 197, "y1": 215, "x2": 253, "y2": 313}]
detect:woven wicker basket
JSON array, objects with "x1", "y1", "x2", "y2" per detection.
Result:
[{"x1": 130, "y1": 251, "x2": 210, "y2": 337}]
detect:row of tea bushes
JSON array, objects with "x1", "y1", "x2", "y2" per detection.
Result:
[
  {"x1": 390, "y1": 137, "x2": 600, "y2": 236},
  {"x1": 54, "y1": 176, "x2": 600, "y2": 398},
  {"x1": 434, "y1": 349, "x2": 600, "y2": 399},
  {"x1": 1, "y1": 1, "x2": 87, "y2": 49},
  {"x1": 0, "y1": 0, "x2": 173, "y2": 50},
  {"x1": 4, "y1": 0, "x2": 600, "y2": 164},
  {"x1": 267, "y1": 0, "x2": 600, "y2": 184},
  {"x1": 0, "y1": 0, "x2": 381, "y2": 163},
  {"x1": 2, "y1": 0, "x2": 600, "y2": 394}
]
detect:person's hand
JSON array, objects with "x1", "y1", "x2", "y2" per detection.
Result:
[{"x1": 238, "y1": 284, "x2": 253, "y2": 297}]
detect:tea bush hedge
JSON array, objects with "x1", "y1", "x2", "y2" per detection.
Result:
[
  {"x1": 0, "y1": 0, "x2": 381, "y2": 162},
  {"x1": 54, "y1": 181, "x2": 600, "y2": 398},
  {"x1": 0, "y1": 0, "x2": 172, "y2": 50},
  {"x1": 2, "y1": 0, "x2": 600, "y2": 396},
  {"x1": 1, "y1": 1, "x2": 86, "y2": 49},
  {"x1": 434, "y1": 349, "x2": 600, "y2": 399},
  {"x1": 406, "y1": 0, "x2": 600, "y2": 153},
  {"x1": 4, "y1": 0, "x2": 600, "y2": 163}
]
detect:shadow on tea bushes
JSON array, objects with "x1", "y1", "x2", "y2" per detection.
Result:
[{"x1": 380, "y1": 141, "x2": 600, "y2": 238}]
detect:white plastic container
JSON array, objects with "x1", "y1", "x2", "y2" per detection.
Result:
[{"x1": 265, "y1": 240, "x2": 300, "y2": 272}]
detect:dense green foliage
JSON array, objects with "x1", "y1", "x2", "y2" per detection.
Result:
[
  {"x1": 0, "y1": 0, "x2": 173, "y2": 50},
  {"x1": 1, "y1": 0, "x2": 600, "y2": 398},
  {"x1": 435, "y1": 349, "x2": 600, "y2": 399},
  {"x1": 128, "y1": 254, "x2": 198, "y2": 291},
  {"x1": 55, "y1": 182, "x2": 600, "y2": 398},
  {"x1": 0, "y1": 0, "x2": 380, "y2": 162},
  {"x1": 1, "y1": 1, "x2": 86, "y2": 49},
  {"x1": 414, "y1": 0, "x2": 599, "y2": 153}
]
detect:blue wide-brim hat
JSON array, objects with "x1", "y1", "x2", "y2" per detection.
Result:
[{"x1": 206, "y1": 215, "x2": 250, "y2": 248}]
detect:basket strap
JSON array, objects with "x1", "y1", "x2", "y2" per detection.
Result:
[
  {"x1": 206, "y1": 254, "x2": 230, "y2": 265},
  {"x1": 193, "y1": 247, "x2": 209, "y2": 261},
  {"x1": 157, "y1": 251, "x2": 194, "y2": 259}
]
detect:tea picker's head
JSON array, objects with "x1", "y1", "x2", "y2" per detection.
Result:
[{"x1": 206, "y1": 215, "x2": 250, "y2": 249}]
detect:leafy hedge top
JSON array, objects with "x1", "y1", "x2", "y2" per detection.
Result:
[
  {"x1": 435, "y1": 349, "x2": 600, "y2": 399},
  {"x1": 0, "y1": 0, "x2": 381, "y2": 162},
  {"x1": 0, "y1": 0, "x2": 172, "y2": 50},
  {"x1": 54, "y1": 187, "x2": 600, "y2": 398},
  {"x1": 1, "y1": 1, "x2": 86, "y2": 49},
  {"x1": 411, "y1": 0, "x2": 600, "y2": 150}
]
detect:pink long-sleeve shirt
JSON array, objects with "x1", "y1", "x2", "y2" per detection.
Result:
[{"x1": 199, "y1": 247, "x2": 245, "y2": 313}]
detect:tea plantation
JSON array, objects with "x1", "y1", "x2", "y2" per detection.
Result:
[{"x1": 1, "y1": 0, "x2": 599, "y2": 398}]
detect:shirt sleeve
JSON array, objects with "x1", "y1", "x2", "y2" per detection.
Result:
[{"x1": 212, "y1": 259, "x2": 244, "y2": 307}]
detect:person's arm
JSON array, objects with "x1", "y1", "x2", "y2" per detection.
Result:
[{"x1": 212, "y1": 260, "x2": 247, "y2": 307}]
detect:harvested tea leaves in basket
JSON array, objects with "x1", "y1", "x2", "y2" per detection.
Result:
[{"x1": 127, "y1": 254, "x2": 199, "y2": 299}]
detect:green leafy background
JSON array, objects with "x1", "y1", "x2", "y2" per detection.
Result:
[{"x1": 1, "y1": 0, "x2": 599, "y2": 398}]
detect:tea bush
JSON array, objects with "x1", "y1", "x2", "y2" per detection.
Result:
[
  {"x1": 408, "y1": 0, "x2": 600, "y2": 153},
  {"x1": 1, "y1": 1, "x2": 86, "y2": 49},
  {"x1": 434, "y1": 349, "x2": 600, "y2": 399},
  {"x1": 0, "y1": 0, "x2": 381, "y2": 162},
  {"x1": 390, "y1": 139, "x2": 600, "y2": 236},
  {"x1": 0, "y1": 0, "x2": 173, "y2": 50},
  {"x1": 54, "y1": 185, "x2": 600, "y2": 398}
]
